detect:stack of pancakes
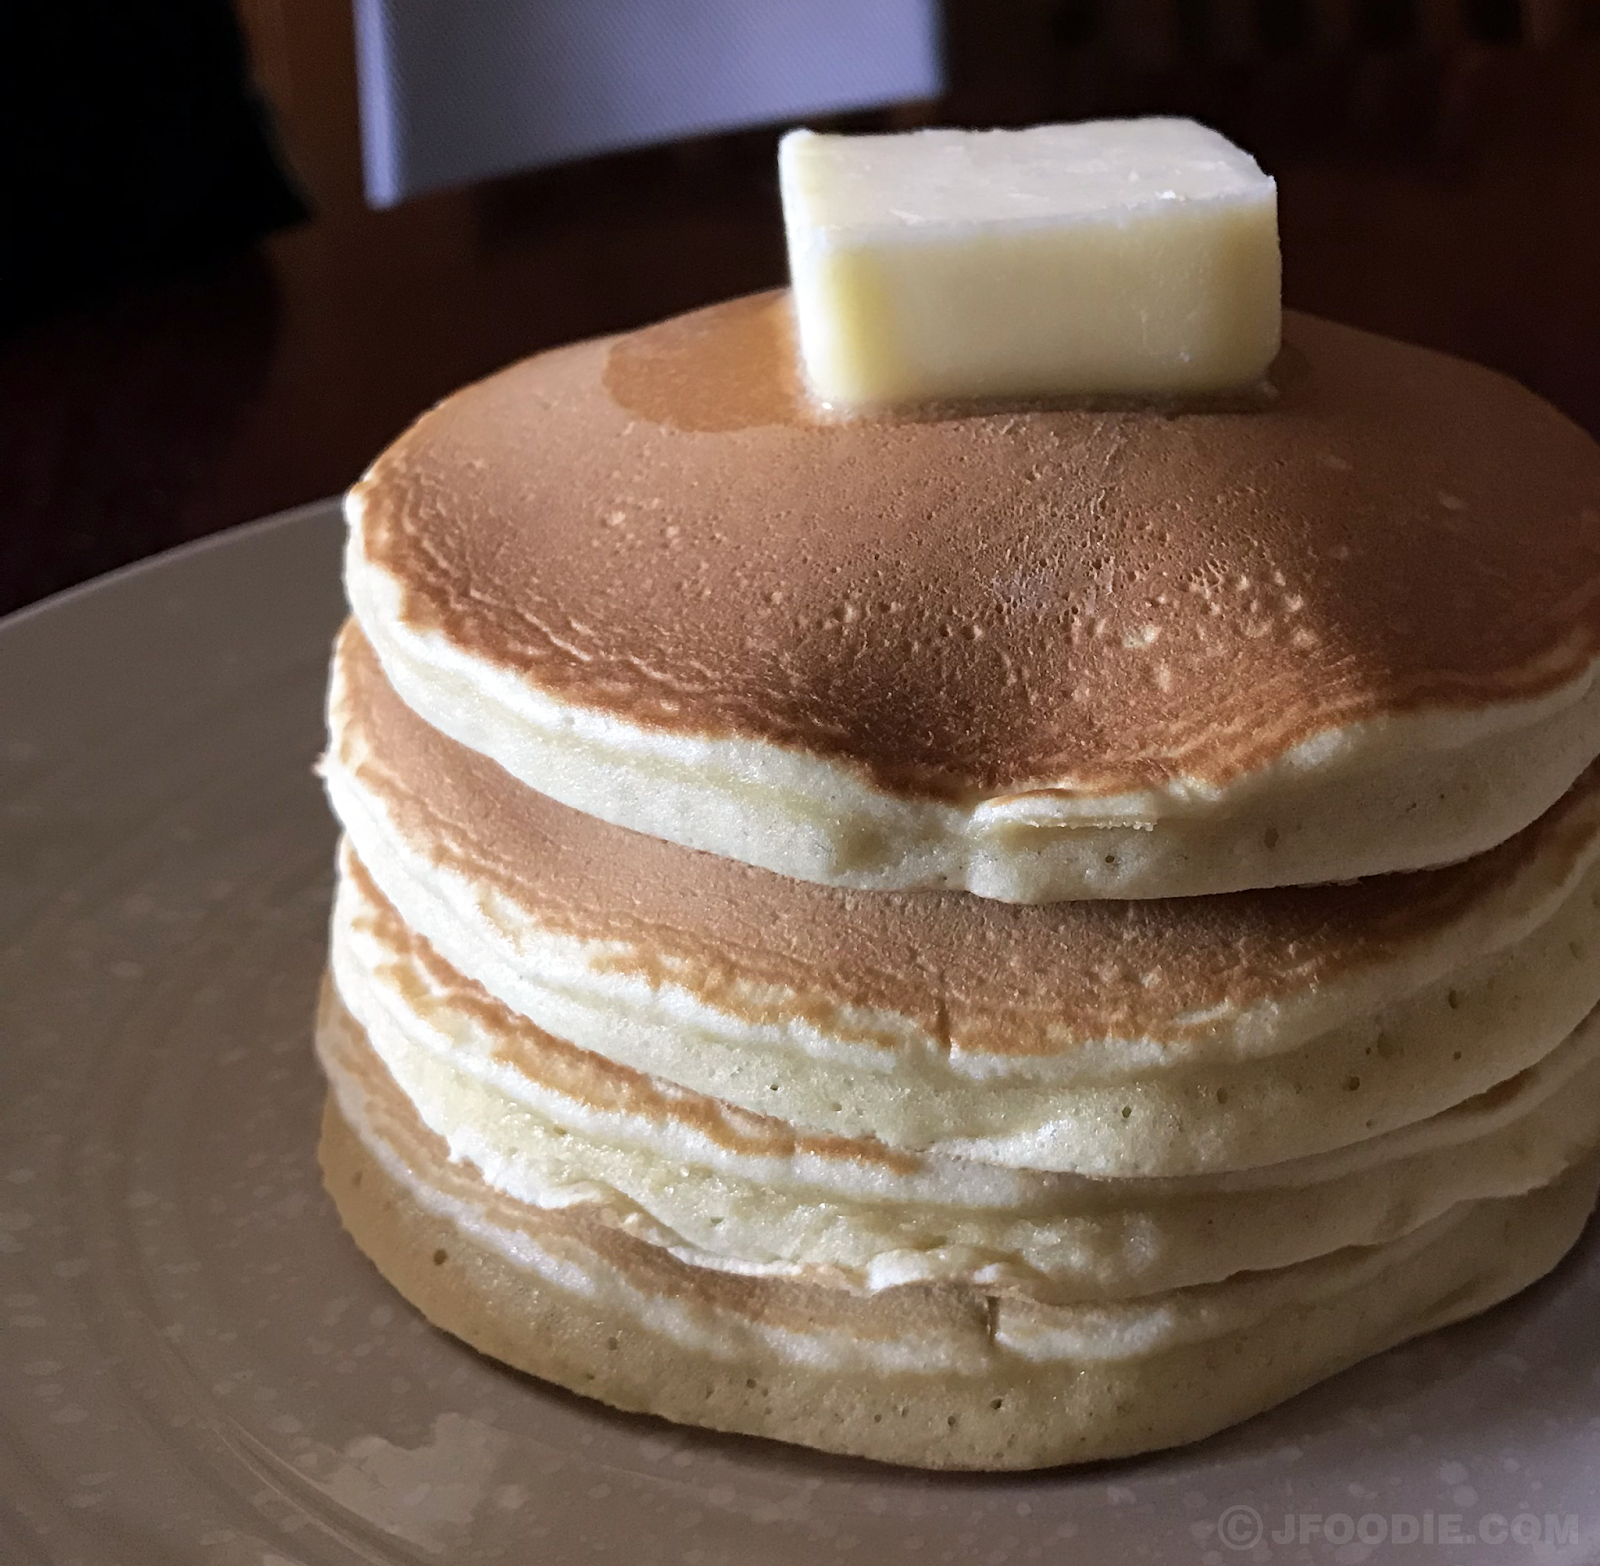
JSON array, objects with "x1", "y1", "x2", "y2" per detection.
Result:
[{"x1": 317, "y1": 292, "x2": 1600, "y2": 1469}]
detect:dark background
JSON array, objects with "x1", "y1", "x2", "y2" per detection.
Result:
[{"x1": 4, "y1": 0, "x2": 1599, "y2": 616}]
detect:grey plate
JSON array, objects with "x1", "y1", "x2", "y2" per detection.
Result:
[{"x1": 2, "y1": 502, "x2": 1598, "y2": 1566}]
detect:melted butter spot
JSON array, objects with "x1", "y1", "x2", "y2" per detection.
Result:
[{"x1": 604, "y1": 293, "x2": 808, "y2": 432}]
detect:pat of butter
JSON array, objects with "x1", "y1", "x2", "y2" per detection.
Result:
[{"x1": 778, "y1": 119, "x2": 1280, "y2": 407}]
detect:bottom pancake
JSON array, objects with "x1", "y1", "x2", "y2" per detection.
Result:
[{"x1": 316, "y1": 983, "x2": 1600, "y2": 1470}]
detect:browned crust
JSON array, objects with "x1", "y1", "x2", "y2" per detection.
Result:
[{"x1": 356, "y1": 292, "x2": 1600, "y2": 799}]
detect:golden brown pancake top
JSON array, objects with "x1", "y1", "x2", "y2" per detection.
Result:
[{"x1": 355, "y1": 292, "x2": 1600, "y2": 798}]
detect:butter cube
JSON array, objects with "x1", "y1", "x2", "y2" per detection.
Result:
[{"x1": 778, "y1": 119, "x2": 1280, "y2": 407}]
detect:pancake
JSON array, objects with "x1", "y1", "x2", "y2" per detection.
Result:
[
  {"x1": 325, "y1": 883, "x2": 1600, "y2": 1303},
  {"x1": 325, "y1": 622, "x2": 1600, "y2": 1172},
  {"x1": 345, "y1": 291, "x2": 1600, "y2": 901},
  {"x1": 317, "y1": 982, "x2": 1600, "y2": 1470}
]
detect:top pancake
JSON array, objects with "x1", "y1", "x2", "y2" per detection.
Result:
[{"x1": 347, "y1": 291, "x2": 1600, "y2": 900}]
